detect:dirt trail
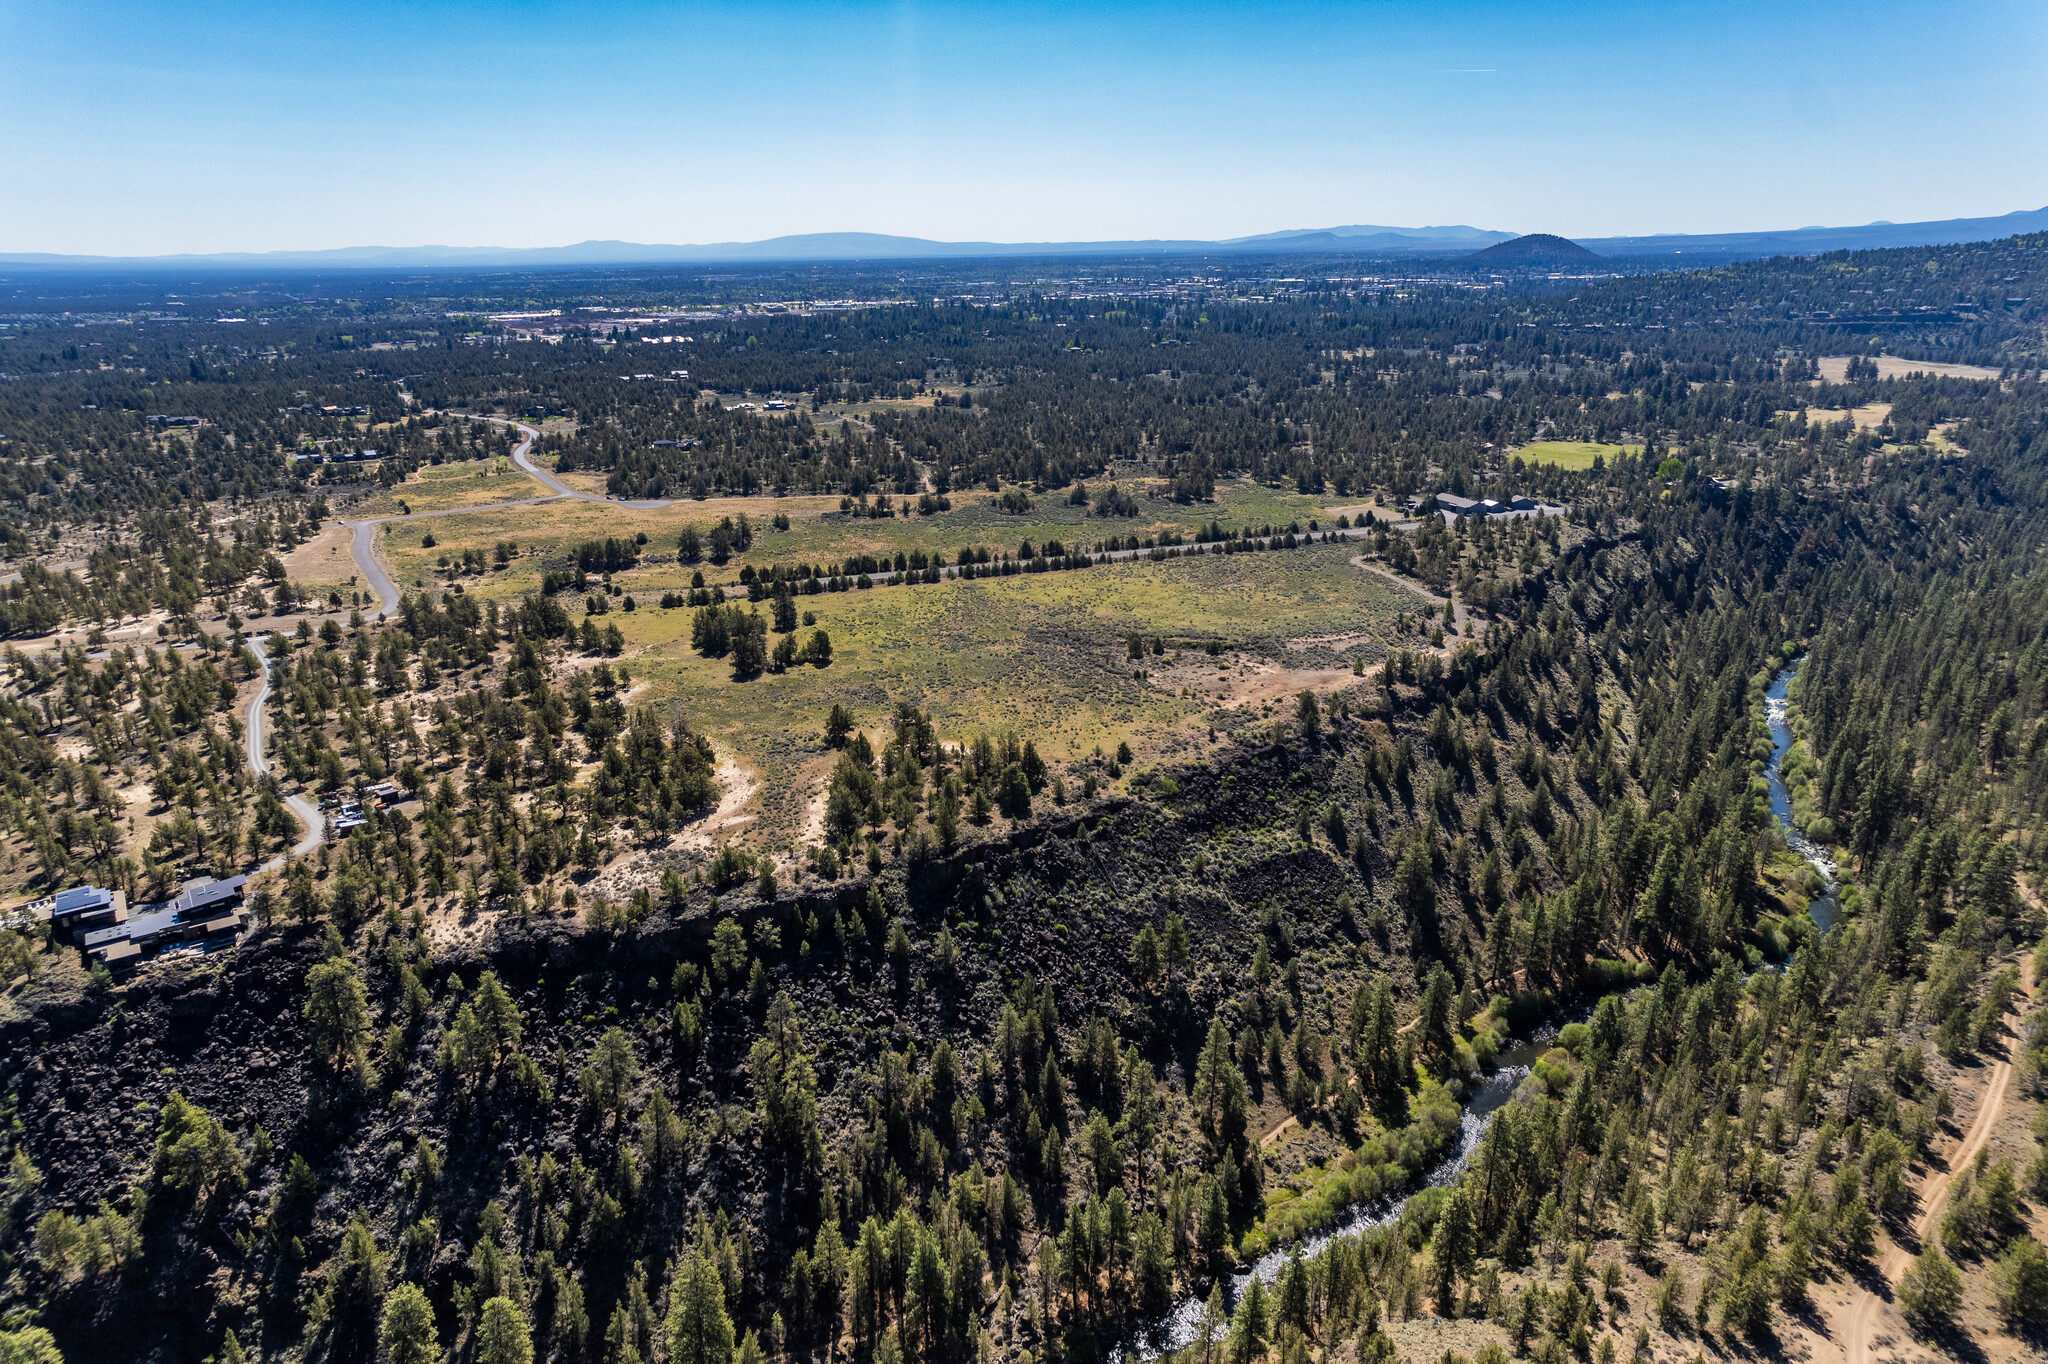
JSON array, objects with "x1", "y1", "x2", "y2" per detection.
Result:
[
  {"x1": 674, "y1": 745, "x2": 761, "y2": 853},
  {"x1": 1840, "y1": 950, "x2": 2035, "y2": 1364},
  {"x1": 1349, "y1": 554, "x2": 1471, "y2": 640}
]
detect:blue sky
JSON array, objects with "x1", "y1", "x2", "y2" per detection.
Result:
[{"x1": 2, "y1": 0, "x2": 2043, "y2": 254}]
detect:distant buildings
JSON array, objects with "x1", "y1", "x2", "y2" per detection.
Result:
[
  {"x1": 287, "y1": 447, "x2": 380, "y2": 466},
  {"x1": 146, "y1": 414, "x2": 201, "y2": 427}
]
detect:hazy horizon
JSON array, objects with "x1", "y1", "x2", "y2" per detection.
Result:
[
  {"x1": 10, "y1": 209, "x2": 2048, "y2": 265},
  {"x1": 4, "y1": 0, "x2": 2044, "y2": 257}
]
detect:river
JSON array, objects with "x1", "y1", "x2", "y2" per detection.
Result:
[
  {"x1": 1763, "y1": 658, "x2": 1840, "y2": 931},
  {"x1": 1118, "y1": 1044, "x2": 1541, "y2": 1358},
  {"x1": 1112, "y1": 658, "x2": 1837, "y2": 1359}
]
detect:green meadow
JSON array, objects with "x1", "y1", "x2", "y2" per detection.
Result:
[{"x1": 1509, "y1": 440, "x2": 1635, "y2": 470}]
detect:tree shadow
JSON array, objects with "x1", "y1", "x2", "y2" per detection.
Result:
[
  {"x1": 1715, "y1": 1327, "x2": 1798, "y2": 1364},
  {"x1": 1914, "y1": 1319, "x2": 1991, "y2": 1364},
  {"x1": 1782, "y1": 1298, "x2": 1831, "y2": 1342},
  {"x1": 1842, "y1": 1256, "x2": 1891, "y2": 1299}
]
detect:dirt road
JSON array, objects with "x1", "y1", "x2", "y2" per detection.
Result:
[
  {"x1": 1349, "y1": 554, "x2": 1471, "y2": 637},
  {"x1": 1840, "y1": 952, "x2": 2035, "y2": 1364}
]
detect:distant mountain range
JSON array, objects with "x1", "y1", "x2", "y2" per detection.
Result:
[
  {"x1": 0, "y1": 227, "x2": 1521, "y2": 269},
  {"x1": 1582, "y1": 206, "x2": 2048, "y2": 258},
  {"x1": 3, "y1": 207, "x2": 2043, "y2": 270}
]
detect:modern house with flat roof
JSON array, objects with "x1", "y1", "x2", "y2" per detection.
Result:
[
  {"x1": 1412, "y1": 492, "x2": 1570, "y2": 526},
  {"x1": 12, "y1": 884, "x2": 130, "y2": 939},
  {"x1": 13, "y1": 876, "x2": 254, "y2": 969}
]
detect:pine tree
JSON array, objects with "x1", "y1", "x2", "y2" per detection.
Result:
[
  {"x1": 378, "y1": 1283, "x2": 440, "y2": 1364},
  {"x1": 1226, "y1": 1278, "x2": 1269, "y2": 1363},
  {"x1": 667, "y1": 1246, "x2": 737, "y2": 1364},
  {"x1": 1429, "y1": 1184, "x2": 1476, "y2": 1310},
  {"x1": 1897, "y1": 1236, "x2": 1964, "y2": 1328},
  {"x1": 1133, "y1": 1210, "x2": 1174, "y2": 1313},
  {"x1": 313, "y1": 1212, "x2": 386, "y2": 1363},
  {"x1": 477, "y1": 1297, "x2": 534, "y2": 1364},
  {"x1": 1191, "y1": 1020, "x2": 1248, "y2": 1148},
  {"x1": 1419, "y1": 962, "x2": 1457, "y2": 1069},
  {"x1": 825, "y1": 703, "x2": 854, "y2": 747},
  {"x1": 1357, "y1": 974, "x2": 1402, "y2": 1106}
]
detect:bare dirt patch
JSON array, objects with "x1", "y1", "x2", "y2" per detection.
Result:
[
  {"x1": 678, "y1": 747, "x2": 761, "y2": 853},
  {"x1": 1320, "y1": 503, "x2": 1398, "y2": 523},
  {"x1": 281, "y1": 520, "x2": 364, "y2": 588},
  {"x1": 580, "y1": 745, "x2": 766, "y2": 903},
  {"x1": 1149, "y1": 647, "x2": 1362, "y2": 712},
  {"x1": 424, "y1": 898, "x2": 512, "y2": 953},
  {"x1": 1817, "y1": 356, "x2": 2003, "y2": 382},
  {"x1": 1800, "y1": 402, "x2": 1893, "y2": 431}
]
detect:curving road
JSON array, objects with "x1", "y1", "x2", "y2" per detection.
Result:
[
  {"x1": 243, "y1": 418, "x2": 677, "y2": 868},
  {"x1": 490, "y1": 416, "x2": 671, "y2": 509},
  {"x1": 244, "y1": 633, "x2": 326, "y2": 868},
  {"x1": 1351, "y1": 553, "x2": 1470, "y2": 634},
  {"x1": 338, "y1": 419, "x2": 671, "y2": 619}
]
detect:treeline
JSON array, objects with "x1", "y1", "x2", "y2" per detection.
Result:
[
  {"x1": 0, "y1": 638, "x2": 257, "y2": 906},
  {"x1": 0, "y1": 498, "x2": 330, "y2": 638}
]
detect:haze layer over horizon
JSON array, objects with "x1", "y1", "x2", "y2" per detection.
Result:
[{"x1": 3, "y1": 0, "x2": 2044, "y2": 256}]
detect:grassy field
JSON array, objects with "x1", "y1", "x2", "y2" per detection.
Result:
[
  {"x1": 615, "y1": 541, "x2": 1416, "y2": 847},
  {"x1": 1815, "y1": 355, "x2": 2002, "y2": 383},
  {"x1": 1799, "y1": 402, "x2": 1892, "y2": 432},
  {"x1": 370, "y1": 476, "x2": 1355, "y2": 599},
  {"x1": 1510, "y1": 440, "x2": 1635, "y2": 470},
  {"x1": 280, "y1": 521, "x2": 364, "y2": 587},
  {"x1": 347, "y1": 464, "x2": 1430, "y2": 852},
  {"x1": 350, "y1": 456, "x2": 544, "y2": 518}
]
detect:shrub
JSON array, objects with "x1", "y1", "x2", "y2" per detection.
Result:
[
  {"x1": 1897, "y1": 1237, "x2": 1964, "y2": 1329},
  {"x1": 1992, "y1": 1235, "x2": 2048, "y2": 1329}
]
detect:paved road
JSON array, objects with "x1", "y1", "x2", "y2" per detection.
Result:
[
  {"x1": 248, "y1": 413, "x2": 674, "y2": 868},
  {"x1": 1096, "y1": 523, "x2": 1378, "y2": 567},
  {"x1": 350, "y1": 520, "x2": 402, "y2": 622},
  {"x1": 338, "y1": 419, "x2": 673, "y2": 618},
  {"x1": 244, "y1": 633, "x2": 326, "y2": 868},
  {"x1": 488, "y1": 417, "x2": 671, "y2": 508},
  {"x1": 329, "y1": 417, "x2": 1438, "y2": 624},
  {"x1": 288, "y1": 485, "x2": 1421, "y2": 869}
]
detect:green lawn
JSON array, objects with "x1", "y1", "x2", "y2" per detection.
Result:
[{"x1": 1510, "y1": 441, "x2": 1635, "y2": 470}]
